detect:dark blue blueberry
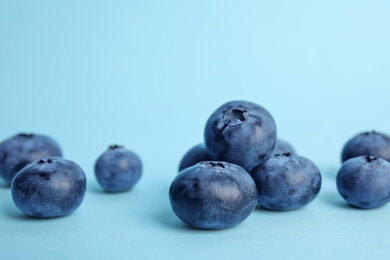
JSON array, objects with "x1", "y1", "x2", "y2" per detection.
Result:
[
  {"x1": 336, "y1": 156, "x2": 390, "y2": 209},
  {"x1": 204, "y1": 100, "x2": 277, "y2": 172},
  {"x1": 0, "y1": 133, "x2": 62, "y2": 185},
  {"x1": 341, "y1": 130, "x2": 390, "y2": 163},
  {"x1": 11, "y1": 157, "x2": 86, "y2": 218},
  {"x1": 250, "y1": 153, "x2": 321, "y2": 211},
  {"x1": 169, "y1": 161, "x2": 257, "y2": 229},
  {"x1": 274, "y1": 139, "x2": 296, "y2": 155},
  {"x1": 94, "y1": 145, "x2": 142, "y2": 193},
  {"x1": 178, "y1": 143, "x2": 213, "y2": 172}
]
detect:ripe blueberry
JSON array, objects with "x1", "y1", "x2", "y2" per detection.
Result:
[
  {"x1": 204, "y1": 100, "x2": 277, "y2": 172},
  {"x1": 336, "y1": 156, "x2": 390, "y2": 209},
  {"x1": 341, "y1": 130, "x2": 390, "y2": 163},
  {"x1": 94, "y1": 145, "x2": 142, "y2": 193},
  {"x1": 11, "y1": 157, "x2": 86, "y2": 218},
  {"x1": 250, "y1": 153, "x2": 322, "y2": 211},
  {"x1": 274, "y1": 139, "x2": 296, "y2": 155},
  {"x1": 169, "y1": 161, "x2": 257, "y2": 229},
  {"x1": 0, "y1": 133, "x2": 62, "y2": 185},
  {"x1": 178, "y1": 143, "x2": 212, "y2": 172}
]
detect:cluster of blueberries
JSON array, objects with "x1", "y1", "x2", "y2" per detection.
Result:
[
  {"x1": 171, "y1": 100, "x2": 390, "y2": 230},
  {"x1": 0, "y1": 134, "x2": 142, "y2": 217},
  {"x1": 1, "y1": 100, "x2": 390, "y2": 230}
]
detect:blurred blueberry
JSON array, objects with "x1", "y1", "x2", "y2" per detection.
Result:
[
  {"x1": 169, "y1": 161, "x2": 257, "y2": 229},
  {"x1": 178, "y1": 143, "x2": 212, "y2": 172},
  {"x1": 0, "y1": 133, "x2": 62, "y2": 185},
  {"x1": 204, "y1": 100, "x2": 277, "y2": 172},
  {"x1": 11, "y1": 157, "x2": 86, "y2": 218},
  {"x1": 336, "y1": 156, "x2": 390, "y2": 209},
  {"x1": 95, "y1": 145, "x2": 142, "y2": 193},
  {"x1": 341, "y1": 130, "x2": 390, "y2": 163},
  {"x1": 274, "y1": 139, "x2": 296, "y2": 154},
  {"x1": 250, "y1": 153, "x2": 321, "y2": 211}
]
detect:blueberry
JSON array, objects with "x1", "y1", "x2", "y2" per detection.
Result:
[
  {"x1": 178, "y1": 143, "x2": 213, "y2": 172},
  {"x1": 0, "y1": 133, "x2": 62, "y2": 185},
  {"x1": 204, "y1": 100, "x2": 277, "y2": 172},
  {"x1": 341, "y1": 130, "x2": 390, "y2": 163},
  {"x1": 11, "y1": 157, "x2": 86, "y2": 218},
  {"x1": 336, "y1": 156, "x2": 390, "y2": 209},
  {"x1": 250, "y1": 153, "x2": 322, "y2": 211},
  {"x1": 274, "y1": 139, "x2": 296, "y2": 154},
  {"x1": 94, "y1": 145, "x2": 142, "y2": 193},
  {"x1": 169, "y1": 161, "x2": 257, "y2": 229}
]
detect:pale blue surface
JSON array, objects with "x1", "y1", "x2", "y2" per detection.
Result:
[{"x1": 1, "y1": 1, "x2": 390, "y2": 259}]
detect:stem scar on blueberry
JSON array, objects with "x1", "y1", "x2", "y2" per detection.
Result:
[
  {"x1": 38, "y1": 159, "x2": 45, "y2": 164},
  {"x1": 365, "y1": 156, "x2": 377, "y2": 163},
  {"x1": 109, "y1": 145, "x2": 124, "y2": 150},
  {"x1": 274, "y1": 153, "x2": 291, "y2": 157},
  {"x1": 208, "y1": 162, "x2": 225, "y2": 168},
  {"x1": 18, "y1": 133, "x2": 34, "y2": 137},
  {"x1": 223, "y1": 108, "x2": 249, "y2": 126},
  {"x1": 363, "y1": 130, "x2": 376, "y2": 135}
]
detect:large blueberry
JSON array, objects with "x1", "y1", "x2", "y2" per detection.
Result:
[
  {"x1": 250, "y1": 153, "x2": 321, "y2": 211},
  {"x1": 341, "y1": 130, "x2": 390, "y2": 163},
  {"x1": 11, "y1": 157, "x2": 86, "y2": 218},
  {"x1": 274, "y1": 139, "x2": 296, "y2": 155},
  {"x1": 94, "y1": 145, "x2": 142, "y2": 193},
  {"x1": 0, "y1": 133, "x2": 62, "y2": 185},
  {"x1": 169, "y1": 161, "x2": 257, "y2": 229},
  {"x1": 204, "y1": 100, "x2": 277, "y2": 172},
  {"x1": 178, "y1": 143, "x2": 212, "y2": 172},
  {"x1": 336, "y1": 156, "x2": 390, "y2": 209}
]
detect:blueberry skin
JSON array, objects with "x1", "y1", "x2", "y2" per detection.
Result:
[
  {"x1": 0, "y1": 133, "x2": 62, "y2": 185},
  {"x1": 336, "y1": 156, "x2": 390, "y2": 209},
  {"x1": 341, "y1": 130, "x2": 390, "y2": 163},
  {"x1": 204, "y1": 100, "x2": 277, "y2": 172},
  {"x1": 11, "y1": 157, "x2": 86, "y2": 218},
  {"x1": 178, "y1": 143, "x2": 213, "y2": 172},
  {"x1": 169, "y1": 161, "x2": 257, "y2": 229},
  {"x1": 250, "y1": 153, "x2": 322, "y2": 211},
  {"x1": 94, "y1": 145, "x2": 142, "y2": 193},
  {"x1": 274, "y1": 139, "x2": 296, "y2": 155}
]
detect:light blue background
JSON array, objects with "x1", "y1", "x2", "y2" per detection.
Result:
[{"x1": 1, "y1": 1, "x2": 390, "y2": 259}]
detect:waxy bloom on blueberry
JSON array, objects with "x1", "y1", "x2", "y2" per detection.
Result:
[
  {"x1": 336, "y1": 156, "x2": 390, "y2": 209},
  {"x1": 95, "y1": 145, "x2": 142, "y2": 193},
  {"x1": 0, "y1": 133, "x2": 62, "y2": 185},
  {"x1": 341, "y1": 130, "x2": 390, "y2": 163},
  {"x1": 178, "y1": 143, "x2": 212, "y2": 172},
  {"x1": 11, "y1": 157, "x2": 86, "y2": 218},
  {"x1": 204, "y1": 100, "x2": 277, "y2": 172},
  {"x1": 169, "y1": 161, "x2": 257, "y2": 230},
  {"x1": 250, "y1": 153, "x2": 321, "y2": 211}
]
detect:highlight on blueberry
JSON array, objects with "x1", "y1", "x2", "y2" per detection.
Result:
[
  {"x1": 204, "y1": 100, "x2": 277, "y2": 172},
  {"x1": 94, "y1": 145, "x2": 142, "y2": 193},
  {"x1": 250, "y1": 153, "x2": 322, "y2": 211},
  {"x1": 336, "y1": 156, "x2": 390, "y2": 209},
  {"x1": 11, "y1": 157, "x2": 86, "y2": 218},
  {"x1": 0, "y1": 133, "x2": 63, "y2": 185},
  {"x1": 178, "y1": 143, "x2": 212, "y2": 172},
  {"x1": 341, "y1": 130, "x2": 390, "y2": 163},
  {"x1": 169, "y1": 161, "x2": 257, "y2": 229}
]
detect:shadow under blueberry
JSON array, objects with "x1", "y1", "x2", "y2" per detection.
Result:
[
  {"x1": 152, "y1": 207, "x2": 229, "y2": 232},
  {"x1": 253, "y1": 204, "x2": 312, "y2": 215},
  {"x1": 317, "y1": 190, "x2": 369, "y2": 210},
  {"x1": 153, "y1": 208, "x2": 190, "y2": 230}
]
